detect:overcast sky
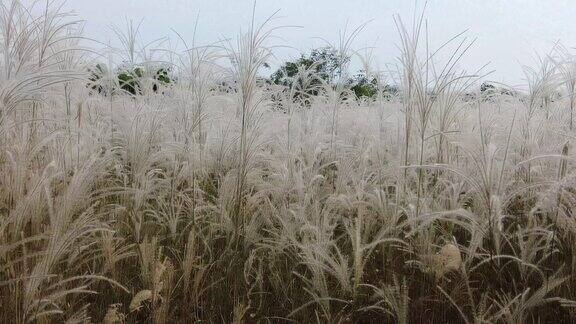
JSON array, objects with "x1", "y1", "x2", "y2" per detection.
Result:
[{"x1": 61, "y1": 0, "x2": 576, "y2": 87}]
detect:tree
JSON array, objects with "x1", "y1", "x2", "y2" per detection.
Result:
[
  {"x1": 348, "y1": 73, "x2": 378, "y2": 98},
  {"x1": 480, "y1": 82, "x2": 496, "y2": 93},
  {"x1": 271, "y1": 47, "x2": 347, "y2": 88},
  {"x1": 271, "y1": 47, "x2": 395, "y2": 100},
  {"x1": 88, "y1": 64, "x2": 173, "y2": 96}
]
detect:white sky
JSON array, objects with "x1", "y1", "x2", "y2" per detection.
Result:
[{"x1": 61, "y1": 0, "x2": 576, "y2": 87}]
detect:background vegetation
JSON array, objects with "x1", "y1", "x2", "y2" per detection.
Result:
[{"x1": 1, "y1": 1, "x2": 576, "y2": 323}]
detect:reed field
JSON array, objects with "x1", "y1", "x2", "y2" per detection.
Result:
[{"x1": 1, "y1": 1, "x2": 576, "y2": 323}]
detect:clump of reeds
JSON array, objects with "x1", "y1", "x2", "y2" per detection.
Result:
[{"x1": 1, "y1": 1, "x2": 576, "y2": 323}]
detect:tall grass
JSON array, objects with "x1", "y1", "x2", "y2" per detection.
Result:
[{"x1": 1, "y1": 1, "x2": 576, "y2": 323}]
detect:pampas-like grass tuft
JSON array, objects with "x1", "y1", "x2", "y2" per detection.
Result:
[{"x1": 1, "y1": 1, "x2": 576, "y2": 323}]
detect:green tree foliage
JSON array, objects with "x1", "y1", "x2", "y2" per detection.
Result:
[
  {"x1": 271, "y1": 47, "x2": 396, "y2": 100},
  {"x1": 348, "y1": 73, "x2": 378, "y2": 98},
  {"x1": 88, "y1": 64, "x2": 173, "y2": 95},
  {"x1": 271, "y1": 47, "x2": 346, "y2": 87}
]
